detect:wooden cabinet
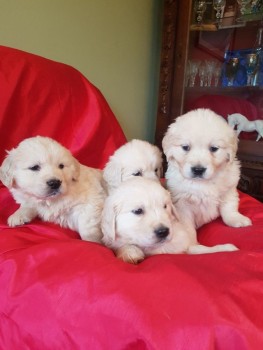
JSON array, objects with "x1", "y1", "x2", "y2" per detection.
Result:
[{"x1": 155, "y1": 0, "x2": 263, "y2": 201}]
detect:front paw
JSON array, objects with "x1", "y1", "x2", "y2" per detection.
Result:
[
  {"x1": 116, "y1": 245, "x2": 145, "y2": 264},
  {"x1": 223, "y1": 213, "x2": 252, "y2": 228},
  {"x1": 8, "y1": 212, "x2": 28, "y2": 227},
  {"x1": 218, "y1": 243, "x2": 239, "y2": 252},
  {"x1": 7, "y1": 208, "x2": 36, "y2": 227}
]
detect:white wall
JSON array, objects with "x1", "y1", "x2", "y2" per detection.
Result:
[{"x1": 0, "y1": 0, "x2": 162, "y2": 141}]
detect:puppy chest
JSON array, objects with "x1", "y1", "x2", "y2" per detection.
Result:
[
  {"x1": 183, "y1": 196, "x2": 220, "y2": 228},
  {"x1": 38, "y1": 204, "x2": 72, "y2": 227}
]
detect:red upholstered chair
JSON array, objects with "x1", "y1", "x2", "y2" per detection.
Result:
[{"x1": 1, "y1": 47, "x2": 263, "y2": 349}]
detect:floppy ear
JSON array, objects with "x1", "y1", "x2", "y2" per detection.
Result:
[
  {"x1": 103, "y1": 159, "x2": 122, "y2": 189},
  {"x1": 0, "y1": 149, "x2": 16, "y2": 188},
  {"x1": 162, "y1": 125, "x2": 178, "y2": 161},
  {"x1": 70, "y1": 157, "x2": 81, "y2": 182},
  {"x1": 101, "y1": 196, "x2": 117, "y2": 246},
  {"x1": 158, "y1": 165, "x2": 163, "y2": 178}
]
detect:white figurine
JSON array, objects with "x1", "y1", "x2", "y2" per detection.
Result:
[{"x1": 227, "y1": 113, "x2": 263, "y2": 141}]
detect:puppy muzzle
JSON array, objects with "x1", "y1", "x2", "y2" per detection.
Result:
[
  {"x1": 46, "y1": 178, "x2": 62, "y2": 196},
  {"x1": 154, "y1": 225, "x2": 170, "y2": 242},
  {"x1": 191, "y1": 166, "x2": 206, "y2": 178}
]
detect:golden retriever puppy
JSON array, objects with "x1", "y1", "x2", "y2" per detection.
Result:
[
  {"x1": 0, "y1": 136, "x2": 105, "y2": 242},
  {"x1": 103, "y1": 139, "x2": 163, "y2": 193},
  {"x1": 162, "y1": 108, "x2": 252, "y2": 231},
  {"x1": 101, "y1": 177, "x2": 238, "y2": 264}
]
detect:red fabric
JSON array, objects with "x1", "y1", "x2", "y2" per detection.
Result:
[
  {"x1": 0, "y1": 45, "x2": 126, "y2": 169},
  {"x1": 1, "y1": 46, "x2": 263, "y2": 349},
  {"x1": 189, "y1": 94, "x2": 262, "y2": 140}
]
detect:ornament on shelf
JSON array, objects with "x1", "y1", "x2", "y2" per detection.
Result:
[{"x1": 227, "y1": 113, "x2": 263, "y2": 141}]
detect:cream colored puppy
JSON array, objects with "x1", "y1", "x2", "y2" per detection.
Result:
[
  {"x1": 0, "y1": 136, "x2": 105, "y2": 242},
  {"x1": 101, "y1": 177, "x2": 238, "y2": 264},
  {"x1": 162, "y1": 108, "x2": 252, "y2": 230},
  {"x1": 103, "y1": 139, "x2": 163, "y2": 193}
]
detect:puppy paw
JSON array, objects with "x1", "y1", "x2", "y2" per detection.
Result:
[
  {"x1": 8, "y1": 212, "x2": 29, "y2": 227},
  {"x1": 223, "y1": 213, "x2": 252, "y2": 228},
  {"x1": 116, "y1": 245, "x2": 145, "y2": 264},
  {"x1": 7, "y1": 207, "x2": 37, "y2": 227},
  {"x1": 217, "y1": 243, "x2": 239, "y2": 252}
]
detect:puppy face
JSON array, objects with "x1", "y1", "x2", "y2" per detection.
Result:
[
  {"x1": 103, "y1": 139, "x2": 163, "y2": 190},
  {"x1": 162, "y1": 109, "x2": 238, "y2": 181},
  {"x1": 101, "y1": 178, "x2": 178, "y2": 250},
  {"x1": 0, "y1": 136, "x2": 80, "y2": 200}
]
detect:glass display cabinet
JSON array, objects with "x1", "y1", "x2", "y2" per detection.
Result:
[{"x1": 155, "y1": 0, "x2": 263, "y2": 200}]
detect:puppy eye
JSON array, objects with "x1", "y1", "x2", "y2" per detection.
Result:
[
  {"x1": 155, "y1": 168, "x2": 159, "y2": 173},
  {"x1": 181, "y1": 145, "x2": 190, "y2": 152},
  {"x1": 164, "y1": 204, "x2": 167, "y2": 209},
  {"x1": 132, "y1": 171, "x2": 142, "y2": 177},
  {"x1": 210, "y1": 146, "x2": 219, "y2": 153},
  {"x1": 132, "y1": 208, "x2": 144, "y2": 215},
  {"x1": 29, "y1": 165, "x2": 40, "y2": 171},
  {"x1": 58, "y1": 163, "x2": 65, "y2": 169}
]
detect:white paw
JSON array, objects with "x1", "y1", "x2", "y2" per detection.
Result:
[
  {"x1": 218, "y1": 243, "x2": 239, "y2": 252},
  {"x1": 116, "y1": 245, "x2": 145, "y2": 264},
  {"x1": 224, "y1": 213, "x2": 252, "y2": 228},
  {"x1": 8, "y1": 212, "x2": 29, "y2": 227},
  {"x1": 7, "y1": 207, "x2": 37, "y2": 227}
]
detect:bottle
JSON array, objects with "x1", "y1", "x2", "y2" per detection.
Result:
[{"x1": 253, "y1": 27, "x2": 263, "y2": 86}]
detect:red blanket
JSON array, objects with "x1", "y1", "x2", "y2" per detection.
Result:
[{"x1": 1, "y1": 46, "x2": 263, "y2": 350}]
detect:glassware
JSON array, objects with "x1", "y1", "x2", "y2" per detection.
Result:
[
  {"x1": 188, "y1": 59, "x2": 201, "y2": 87},
  {"x1": 213, "y1": 0, "x2": 226, "y2": 20},
  {"x1": 225, "y1": 57, "x2": 239, "y2": 86},
  {"x1": 236, "y1": 0, "x2": 251, "y2": 21},
  {"x1": 214, "y1": 63, "x2": 222, "y2": 86},
  {"x1": 205, "y1": 60, "x2": 217, "y2": 86},
  {"x1": 194, "y1": 0, "x2": 207, "y2": 26},
  {"x1": 246, "y1": 53, "x2": 259, "y2": 85},
  {"x1": 198, "y1": 63, "x2": 207, "y2": 87}
]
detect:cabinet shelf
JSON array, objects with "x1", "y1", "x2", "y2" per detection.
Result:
[{"x1": 155, "y1": 0, "x2": 263, "y2": 201}]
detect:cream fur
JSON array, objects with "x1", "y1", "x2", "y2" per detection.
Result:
[
  {"x1": 103, "y1": 139, "x2": 163, "y2": 193},
  {"x1": 0, "y1": 136, "x2": 106, "y2": 242},
  {"x1": 101, "y1": 177, "x2": 238, "y2": 264},
  {"x1": 162, "y1": 108, "x2": 252, "y2": 230}
]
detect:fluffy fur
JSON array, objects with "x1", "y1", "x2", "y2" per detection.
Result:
[
  {"x1": 0, "y1": 136, "x2": 106, "y2": 242},
  {"x1": 103, "y1": 139, "x2": 163, "y2": 193},
  {"x1": 101, "y1": 177, "x2": 238, "y2": 264},
  {"x1": 162, "y1": 108, "x2": 252, "y2": 230}
]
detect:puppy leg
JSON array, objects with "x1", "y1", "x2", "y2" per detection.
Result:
[
  {"x1": 220, "y1": 189, "x2": 252, "y2": 228},
  {"x1": 78, "y1": 224, "x2": 103, "y2": 243},
  {"x1": 187, "y1": 243, "x2": 238, "y2": 254},
  {"x1": 116, "y1": 245, "x2": 145, "y2": 264},
  {"x1": 8, "y1": 206, "x2": 38, "y2": 227},
  {"x1": 78, "y1": 205, "x2": 104, "y2": 243}
]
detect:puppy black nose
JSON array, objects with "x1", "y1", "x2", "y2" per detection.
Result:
[
  {"x1": 191, "y1": 166, "x2": 206, "y2": 177},
  {"x1": 46, "y1": 179, "x2": 62, "y2": 190},
  {"x1": 154, "y1": 226, "x2": 169, "y2": 240}
]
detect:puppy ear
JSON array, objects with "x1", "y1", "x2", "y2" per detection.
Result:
[
  {"x1": 162, "y1": 127, "x2": 177, "y2": 161},
  {"x1": 103, "y1": 159, "x2": 122, "y2": 189},
  {"x1": 71, "y1": 158, "x2": 81, "y2": 181},
  {"x1": 171, "y1": 202, "x2": 180, "y2": 221},
  {"x1": 158, "y1": 165, "x2": 163, "y2": 178},
  {"x1": 101, "y1": 196, "x2": 117, "y2": 245},
  {"x1": 0, "y1": 149, "x2": 16, "y2": 188}
]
